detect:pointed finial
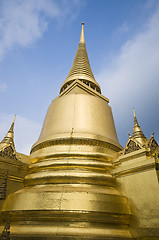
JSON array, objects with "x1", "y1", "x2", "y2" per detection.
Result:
[
  {"x1": 128, "y1": 131, "x2": 131, "y2": 138},
  {"x1": 133, "y1": 108, "x2": 139, "y2": 126},
  {"x1": 151, "y1": 130, "x2": 154, "y2": 137},
  {"x1": 80, "y1": 22, "x2": 85, "y2": 43},
  {"x1": 9, "y1": 114, "x2": 16, "y2": 133},
  {"x1": 13, "y1": 114, "x2": 16, "y2": 124}
]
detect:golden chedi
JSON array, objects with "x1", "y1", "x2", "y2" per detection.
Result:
[{"x1": 2, "y1": 23, "x2": 134, "y2": 239}]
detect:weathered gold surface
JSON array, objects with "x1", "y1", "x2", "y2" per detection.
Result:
[
  {"x1": 113, "y1": 110, "x2": 159, "y2": 239},
  {"x1": 30, "y1": 92, "x2": 121, "y2": 161},
  {"x1": 2, "y1": 23, "x2": 134, "y2": 239},
  {"x1": 112, "y1": 148, "x2": 159, "y2": 239}
]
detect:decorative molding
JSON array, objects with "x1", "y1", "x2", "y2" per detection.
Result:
[
  {"x1": 124, "y1": 139, "x2": 141, "y2": 155},
  {"x1": 30, "y1": 137, "x2": 121, "y2": 154},
  {"x1": 0, "y1": 161, "x2": 28, "y2": 171},
  {"x1": 60, "y1": 79, "x2": 109, "y2": 103},
  {"x1": 0, "y1": 173, "x2": 24, "y2": 183},
  {"x1": 123, "y1": 136, "x2": 158, "y2": 156},
  {"x1": 112, "y1": 163, "x2": 155, "y2": 178},
  {"x1": 147, "y1": 137, "x2": 158, "y2": 153},
  {"x1": 0, "y1": 146, "x2": 17, "y2": 160}
]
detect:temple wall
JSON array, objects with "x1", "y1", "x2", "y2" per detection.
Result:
[
  {"x1": 112, "y1": 149, "x2": 159, "y2": 239},
  {"x1": 0, "y1": 156, "x2": 29, "y2": 233}
]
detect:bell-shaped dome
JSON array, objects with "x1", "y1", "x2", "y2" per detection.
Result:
[{"x1": 30, "y1": 23, "x2": 122, "y2": 160}]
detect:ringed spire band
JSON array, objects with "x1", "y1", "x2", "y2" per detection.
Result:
[
  {"x1": 60, "y1": 22, "x2": 101, "y2": 94},
  {"x1": 133, "y1": 108, "x2": 147, "y2": 145},
  {"x1": 0, "y1": 115, "x2": 16, "y2": 153}
]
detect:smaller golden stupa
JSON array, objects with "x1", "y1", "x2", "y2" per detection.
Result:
[{"x1": 0, "y1": 116, "x2": 29, "y2": 236}]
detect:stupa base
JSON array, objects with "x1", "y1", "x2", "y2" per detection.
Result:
[
  {"x1": 2, "y1": 183, "x2": 134, "y2": 239},
  {"x1": 9, "y1": 224, "x2": 133, "y2": 240}
]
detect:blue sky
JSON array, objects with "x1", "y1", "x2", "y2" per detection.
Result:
[{"x1": 0, "y1": 0, "x2": 159, "y2": 154}]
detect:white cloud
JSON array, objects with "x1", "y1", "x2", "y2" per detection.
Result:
[
  {"x1": 0, "y1": 113, "x2": 41, "y2": 155},
  {"x1": 97, "y1": 4, "x2": 159, "y2": 145},
  {"x1": 0, "y1": 0, "x2": 83, "y2": 61},
  {"x1": 0, "y1": 82, "x2": 7, "y2": 92},
  {"x1": 117, "y1": 22, "x2": 129, "y2": 34}
]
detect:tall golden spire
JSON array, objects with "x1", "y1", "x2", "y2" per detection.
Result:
[
  {"x1": 60, "y1": 23, "x2": 101, "y2": 93},
  {"x1": 0, "y1": 115, "x2": 16, "y2": 153},
  {"x1": 79, "y1": 22, "x2": 85, "y2": 43},
  {"x1": 132, "y1": 108, "x2": 147, "y2": 146}
]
